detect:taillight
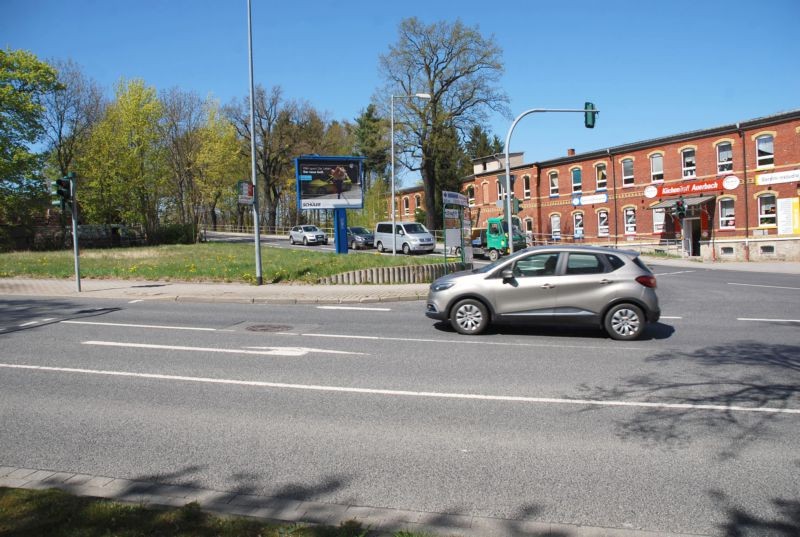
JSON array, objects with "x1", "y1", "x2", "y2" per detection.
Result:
[{"x1": 636, "y1": 275, "x2": 657, "y2": 288}]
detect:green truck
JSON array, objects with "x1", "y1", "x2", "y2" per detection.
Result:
[{"x1": 470, "y1": 216, "x2": 527, "y2": 261}]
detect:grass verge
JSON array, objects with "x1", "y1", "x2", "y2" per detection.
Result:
[
  {"x1": 0, "y1": 487, "x2": 415, "y2": 537},
  {"x1": 0, "y1": 243, "x2": 454, "y2": 284}
]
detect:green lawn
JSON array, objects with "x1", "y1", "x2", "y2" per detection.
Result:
[
  {"x1": 0, "y1": 487, "x2": 391, "y2": 537},
  {"x1": 0, "y1": 243, "x2": 450, "y2": 284}
]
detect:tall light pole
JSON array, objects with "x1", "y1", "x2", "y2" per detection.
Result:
[
  {"x1": 247, "y1": 0, "x2": 262, "y2": 284},
  {"x1": 390, "y1": 92, "x2": 431, "y2": 255}
]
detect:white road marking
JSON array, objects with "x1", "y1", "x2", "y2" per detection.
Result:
[
  {"x1": 653, "y1": 270, "x2": 696, "y2": 276},
  {"x1": 18, "y1": 321, "x2": 39, "y2": 327},
  {"x1": 660, "y1": 316, "x2": 683, "y2": 320},
  {"x1": 82, "y1": 340, "x2": 366, "y2": 356},
  {"x1": 63, "y1": 321, "x2": 217, "y2": 331},
  {"x1": 729, "y1": 282, "x2": 800, "y2": 291},
  {"x1": 737, "y1": 318, "x2": 800, "y2": 324},
  {"x1": 317, "y1": 306, "x2": 391, "y2": 311},
  {"x1": 1, "y1": 362, "x2": 797, "y2": 415},
  {"x1": 281, "y1": 332, "x2": 648, "y2": 351},
  {"x1": 128, "y1": 299, "x2": 144, "y2": 304}
]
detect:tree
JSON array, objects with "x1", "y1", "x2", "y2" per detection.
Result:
[
  {"x1": 41, "y1": 59, "x2": 104, "y2": 179},
  {"x1": 379, "y1": 17, "x2": 508, "y2": 230},
  {"x1": 464, "y1": 124, "x2": 503, "y2": 160},
  {"x1": 79, "y1": 79, "x2": 166, "y2": 236},
  {"x1": 353, "y1": 104, "x2": 388, "y2": 191},
  {"x1": 0, "y1": 48, "x2": 59, "y2": 223}
]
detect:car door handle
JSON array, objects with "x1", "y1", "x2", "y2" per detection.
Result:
[
  {"x1": 540, "y1": 283, "x2": 555, "y2": 289},
  {"x1": 599, "y1": 279, "x2": 612, "y2": 285}
]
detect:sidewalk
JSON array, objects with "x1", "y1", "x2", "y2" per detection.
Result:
[{"x1": 1, "y1": 257, "x2": 798, "y2": 305}]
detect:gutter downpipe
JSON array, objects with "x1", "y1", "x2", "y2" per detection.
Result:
[
  {"x1": 737, "y1": 122, "x2": 750, "y2": 261},
  {"x1": 609, "y1": 148, "x2": 618, "y2": 247}
]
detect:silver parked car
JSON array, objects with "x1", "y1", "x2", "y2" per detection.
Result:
[
  {"x1": 289, "y1": 225, "x2": 328, "y2": 246},
  {"x1": 426, "y1": 245, "x2": 660, "y2": 340}
]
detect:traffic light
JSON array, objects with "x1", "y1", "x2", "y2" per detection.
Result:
[
  {"x1": 584, "y1": 102, "x2": 597, "y2": 129},
  {"x1": 512, "y1": 197, "x2": 521, "y2": 214},
  {"x1": 55, "y1": 176, "x2": 72, "y2": 203},
  {"x1": 675, "y1": 198, "x2": 686, "y2": 218}
]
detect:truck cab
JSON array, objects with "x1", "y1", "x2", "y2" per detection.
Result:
[{"x1": 471, "y1": 216, "x2": 527, "y2": 261}]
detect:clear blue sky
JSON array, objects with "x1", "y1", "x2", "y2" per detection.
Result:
[{"x1": 5, "y1": 0, "x2": 799, "y2": 183}]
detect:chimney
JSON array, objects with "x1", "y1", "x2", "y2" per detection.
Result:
[{"x1": 567, "y1": 148, "x2": 576, "y2": 156}]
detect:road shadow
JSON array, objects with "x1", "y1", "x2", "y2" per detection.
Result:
[
  {"x1": 0, "y1": 298, "x2": 120, "y2": 334},
  {"x1": 576, "y1": 341, "x2": 800, "y2": 458},
  {"x1": 709, "y1": 489, "x2": 800, "y2": 537},
  {"x1": 432, "y1": 320, "x2": 675, "y2": 341}
]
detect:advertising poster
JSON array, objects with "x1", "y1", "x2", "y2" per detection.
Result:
[{"x1": 295, "y1": 156, "x2": 364, "y2": 210}]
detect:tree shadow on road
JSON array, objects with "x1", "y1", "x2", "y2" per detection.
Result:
[{"x1": 709, "y1": 489, "x2": 800, "y2": 537}]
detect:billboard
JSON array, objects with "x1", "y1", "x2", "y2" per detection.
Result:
[{"x1": 295, "y1": 156, "x2": 364, "y2": 210}]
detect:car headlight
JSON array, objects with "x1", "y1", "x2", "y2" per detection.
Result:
[{"x1": 431, "y1": 281, "x2": 455, "y2": 292}]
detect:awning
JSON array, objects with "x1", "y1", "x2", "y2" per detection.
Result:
[{"x1": 648, "y1": 195, "x2": 715, "y2": 210}]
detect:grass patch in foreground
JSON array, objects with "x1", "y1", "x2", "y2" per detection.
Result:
[
  {"x1": 0, "y1": 243, "x2": 453, "y2": 284},
  {"x1": 0, "y1": 487, "x2": 382, "y2": 537}
]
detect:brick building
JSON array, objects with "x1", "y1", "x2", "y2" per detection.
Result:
[{"x1": 393, "y1": 109, "x2": 800, "y2": 261}]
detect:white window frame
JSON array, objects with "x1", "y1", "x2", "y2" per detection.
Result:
[
  {"x1": 496, "y1": 181, "x2": 503, "y2": 201},
  {"x1": 682, "y1": 149, "x2": 696, "y2": 178},
  {"x1": 758, "y1": 194, "x2": 777, "y2": 227},
  {"x1": 467, "y1": 186, "x2": 475, "y2": 207},
  {"x1": 481, "y1": 182, "x2": 489, "y2": 205},
  {"x1": 403, "y1": 197, "x2": 410, "y2": 215},
  {"x1": 624, "y1": 207, "x2": 636, "y2": 235},
  {"x1": 650, "y1": 154, "x2": 664, "y2": 182},
  {"x1": 595, "y1": 163, "x2": 607, "y2": 190},
  {"x1": 756, "y1": 135, "x2": 774, "y2": 168},
  {"x1": 549, "y1": 171, "x2": 559, "y2": 196},
  {"x1": 598, "y1": 210, "x2": 609, "y2": 237},
  {"x1": 653, "y1": 208, "x2": 665, "y2": 233},
  {"x1": 573, "y1": 212, "x2": 584, "y2": 239},
  {"x1": 717, "y1": 142, "x2": 733, "y2": 174},
  {"x1": 571, "y1": 168, "x2": 582, "y2": 193},
  {"x1": 523, "y1": 175, "x2": 531, "y2": 199},
  {"x1": 550, "y1": 214, "x2": 561, "y2": 240},
  {"x1": 622, "y1": 159, "x2": 634, "y2": 187},
  {"x1": 719, "y1": 198, "x2": 735, "y2": 229}
]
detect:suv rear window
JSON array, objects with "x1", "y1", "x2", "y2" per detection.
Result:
[
  {"x1": 605, "y1": 254, "x2": 626, "y2": 271},
  {"x1": 565, "y1": 253, "x2": 605, "y2": 275},
  {"x1": 631, "y1": 256, "x2": 651, "y2": 272}
]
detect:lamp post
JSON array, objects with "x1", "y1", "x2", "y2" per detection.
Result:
[
  {"x1": 247, "y1": 0, "x2": 262, "y2": 284},
  {"x1": 391, "y1": 92, "x2": 431, "y2": 255}
]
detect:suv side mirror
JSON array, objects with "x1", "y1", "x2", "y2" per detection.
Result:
[{"x1": 501, "y1": 269, "x2": 514, "y2": 280}]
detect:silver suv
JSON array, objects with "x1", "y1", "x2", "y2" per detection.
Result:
[
  {"x1": 426, "y1": 245, "x2": 660, "y2": 340},
  {"x1": 289, "y1": 225, "x2": 328, "y2": 246}
]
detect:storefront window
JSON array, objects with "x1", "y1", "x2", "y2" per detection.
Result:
[
  {"x1": 653, "y1": 208, "x2": 665, "y2": 233},
  {"x1": 573, "y1": 213, "x2": 584, "y2": 239},
  {"x1": 598, "y1": 210, "x2": 609, "y2": 237},
  {"x1": 719, "y1": 199, "x2": 735, "y2": 228},
  {"x1": 550, "y1": 214, "x2": 561, "y2": 240},
  {"x1": 758, "y1": 194, "x2": 777, "y2": 226},
  {"x1": 624, "y1": 207, "x2": 636, "y2": 234}
]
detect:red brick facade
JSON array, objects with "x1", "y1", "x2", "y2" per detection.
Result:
[{"x1": 393, "y1": 110, "x2": 800, "y2": 258}]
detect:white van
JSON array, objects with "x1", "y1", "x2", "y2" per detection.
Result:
[{"x1": 374, "y1": 221, "x2": 435, "y2": 255}]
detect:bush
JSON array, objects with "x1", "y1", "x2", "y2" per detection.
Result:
[{"x1": 148, "y1": 223, "x2": 196, "y2": 245}]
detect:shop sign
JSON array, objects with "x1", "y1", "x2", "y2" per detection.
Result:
[
  {"x1": 443, "y1": 190, "x2": 468, "y2": 207},
  {"x1": 237, "y1": 180, "x2": 254, "y2": 205},
  {"x1": 644, "y1": 176, "x2": 739, "y2": 198},
  {"x1": 571, "y1": 193, "x2": 608, "y2": 206},
  {"x1": 757, "y1": 169, "x2": 800, "y2": 186}
]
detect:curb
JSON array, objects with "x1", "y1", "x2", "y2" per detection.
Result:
[{"x1": 0, "y1": 465, "x2": 710, "y2": 537}]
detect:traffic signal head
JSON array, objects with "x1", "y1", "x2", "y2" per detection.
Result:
[
  {"x1": 55, "y1": 177, "x2": 72, "y2": 202},
  {"x1": 584, "y1": 102, "x2": 597, "y2": 129},
  {"x1": 512, "y1": 197, "x2": 521, "y2": 214},
  {"x1": 675, "y1": 199, "x2": 686, "y2": 218}
]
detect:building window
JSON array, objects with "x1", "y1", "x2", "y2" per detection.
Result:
[
  {"x1": 466, "y1": 186, "x2": 475, "y2": 207},
  {"x1": 525, "y1": 218, "x2": 533, "y2": 232},
  {"x1": 403, "y1": 197, "x2": 410, "y2": 215},
  {"x1": 571, "y1": 168, "x2": 582, "y2": 193},
  {"x1": 653, "y1": 208, "x2": 665, "y2": 233},
  {"x1": 523, "y1": 175, "x2": 531, "y2": 199},
  {"x1": 624, "y1": 207, "x2": 636, "y2": 234},
  {"x1": 496, "y1": 181, "x2": 503, "y2": 201},
  {"x1": 756, "y1": 135, "x2": 774, "y2": 167},
  {"x1": 719, "y1": 198, "x2": 735, "y2": 228},
  {"x1": 598, "y1": 210, "x2": 609, "y2": 237},
  {"x1": 549, "y1": 171, "x2": 559, "y2": 196},
  {"x1": 650, "y1": 154, "x2": 664, "y2": 182},
  {"x1": 682, "y1": 149, "x2": 696, "y2": 178},
  {"x1": 596, "y1": 163, "x2": 607, "y2": 190},
  {"x1": 758, "y1": 194, "x2": 777, "y2": 226},
  {"x1": 414, "y1": 194, "x2": 421, "y2": 209},
  {"x1": 717, "y1": 142, "x2": 733, "y2": 173},
  {"x1": 622, "y1": 159, "x2": 634, "y2": 187},
  {"x1": 573, "y1": 213, "x2": 584, "y2": 239},
  {"x1": 482, "y1": 183, "x2": 489, "y2": 205},
  {"x1": 550, "y1": 214, "x2": 561, "y2": 240}
]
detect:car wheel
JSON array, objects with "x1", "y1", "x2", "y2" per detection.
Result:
[
  {"x1": 376, "y1": 241, "x2": 384, "y2": 253},
  {"x1": 455, "y1": 247, "x2": 462, "y2": 256},
  {"x1": 350, "y1": 240, "x2": 357, "y2": 250},
  {"x1": 488, "y1": 249, "x2": 499, "y2": 262},
  {"x1": 402, "y1": 243, "x2": 411, "y2": 255},
  {"x1": 450, "y1": 298, "x2": 489, "y2": 335},
  {"x1": 303, "y1": 237, "x2": 308, "y2": 246},
  {"x1": 290, "y1": 236, "x2": 295, "y2": 245},
  {"x1": 604, "y1": 303, "x2": 645, "y2": 341}
]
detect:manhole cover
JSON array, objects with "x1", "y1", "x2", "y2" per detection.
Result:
[{"x1": 246, "y1": 324, "x2": 293, "y2": 332}]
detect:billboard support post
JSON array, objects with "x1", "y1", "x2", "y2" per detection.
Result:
[{"x1": 334, "y1": 209, "x2": 347, "y2": 254}]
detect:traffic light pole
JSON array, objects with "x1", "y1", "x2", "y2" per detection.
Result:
[{"x1": 503, "y1": 105, "x2": 599, "y2": 254}]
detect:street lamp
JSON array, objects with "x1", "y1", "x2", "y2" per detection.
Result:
[{"x1": 391, "y1": 92, "x2": 431, "y2": 255}]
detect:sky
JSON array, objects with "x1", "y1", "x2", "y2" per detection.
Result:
[{"x1": 4, "y1": 0, "x2": 800, "y2": 186}]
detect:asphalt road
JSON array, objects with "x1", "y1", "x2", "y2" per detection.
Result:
[{"x1": 1, "y1": 264, "x2": 798, "y2": 536}]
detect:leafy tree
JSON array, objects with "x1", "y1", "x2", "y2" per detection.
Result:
[
  {"x1": 0, "y1": 48, "x2": 59, "y2": 224},
  {"x1": 353, "y1": 104, "x2": 388, "y2": 191},
  {"x1": 379, "y1": 18, "x2": 508, "y2": 229},
  {"x1": 79, "y1": 79, "x2": 166, "y2": 237}
]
